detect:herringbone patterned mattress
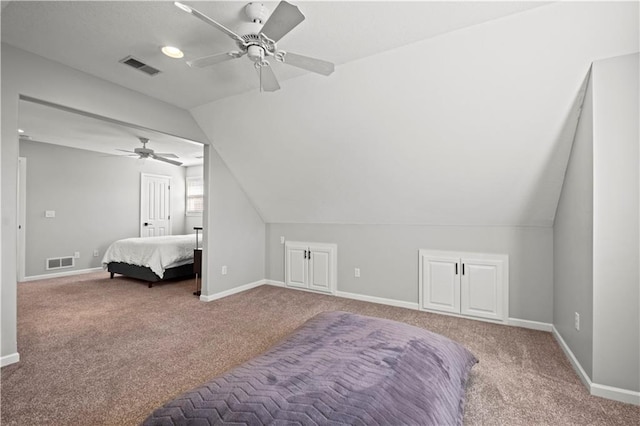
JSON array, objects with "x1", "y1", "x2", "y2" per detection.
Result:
[{"x1": 143, "y1": 311, "x2": 478, "y2": 425}]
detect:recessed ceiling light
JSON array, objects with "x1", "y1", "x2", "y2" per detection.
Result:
[{"x1": 161, "y1": 46, "x2": 184, "y2": 59}]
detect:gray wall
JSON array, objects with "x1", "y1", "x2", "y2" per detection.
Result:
[
  {"x1": 266, "y1": 224, "x2": 553, "y2": 323},
  {"x1": 553, "y1": 53, "x2": 640, "y2": 394},
  {"x1": 553, "y1": 71, "x2": 594, "y2": 377},
  {"x1": 591, "y1": 53, "x2": 639, "y2": 392},
  {"x1": 191, "y1": 2, "x2": 639, "y2": 230},
  {"x1": 203, "y1": 147, "x2": 265, "y2": 296},
  {"x1": 19, "y1": 140, "x2": 187, "y2": 277}
]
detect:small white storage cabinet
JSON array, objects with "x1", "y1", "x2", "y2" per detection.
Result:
[
  {"x1": 418, "y1": 250, "x2": 508, "y2": 322},
  {"x1": 285, "y1": 241, "x2": 337, "y2": 295}
]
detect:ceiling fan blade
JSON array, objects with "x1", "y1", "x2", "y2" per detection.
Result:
[
  {"x1": 281, "y1": 52, "x2": 334, "y2": 76},
  {"x1": 187, "y1": 51, "x2": 244, "y2": 68},
  {"x1": 154, "y1": 153, "x2": 179, "y2": 159},
  {"x1": 102, "y1": 153, "x2": 137, "y2": 158},
  {"x1": 116, "y1": 149, "x2": 135, "y2": 154},
  {"x1": 151, "y1": 154, "x2": 183, "y2": 166},
  {"x1": 260, "y1": 1, "x2": 305, "y2": 43},
  {"x1": 259, "y1": 65, "x2": 280, "y2": 92},
  {"x1": 174, "y1": 2, "x2": 244, "y2": 44}
]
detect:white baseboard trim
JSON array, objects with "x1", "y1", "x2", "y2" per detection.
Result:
[
  {"x1": 552, "y1": 325, "x2": 639, "y2": 406},
  {"x1": 552, "y1": 325, "x2": 592, "y2": 390},
  {"x1": 591, "y1": 383, "x2": 640, "y2": 405},
  {"x1": 200, "y1": 279, "x2": 265, "y2": 302},
  {"x1": 1, "y1": 352, "x2": 20, "y2": 367},
  {"x1": 268, "y1": 282, "x2": 550, "y2": 332},
  {"x1": 507, "y1": 317, "x2": 553, "y2": 332},
  {"x1": 21, "y1": 267, "x2": 103, "y2": 282},
  {"x1": 264, "y1": 280, "x2": 285, "y2": 287},
  {"x1": 335, "y1": 290, "x2": 420, "y2": 311}
]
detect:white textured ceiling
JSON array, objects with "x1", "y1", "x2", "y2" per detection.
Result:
[
  {"x1": 2, "y1": 1, "x2": 548, "y2": 109},
  {"x1": 190, "y1": 1, "x2": 638, "y2": 226},
  {"x1": 3, "y1": 1, "x2": 638, "y2": 226}
]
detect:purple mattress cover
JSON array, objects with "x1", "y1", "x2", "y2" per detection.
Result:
[{"x1": 143, "y1": 311, "x2": 478, "y2": 425}]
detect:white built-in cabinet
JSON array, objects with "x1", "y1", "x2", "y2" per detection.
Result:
[
  {"x1": 285, "y1": 241, "x2": 337, "y2": 295},
  {"x1": 419, "y1": 250, "x2": 509, "y2": 322}
]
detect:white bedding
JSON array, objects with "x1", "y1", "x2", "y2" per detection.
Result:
[{"x1": 102, "y1": 234, "x2": 197, "y2": 278}]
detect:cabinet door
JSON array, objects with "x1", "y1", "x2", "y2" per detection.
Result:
[
  {"x1": 285, "y1": 242, "x2": 308, "y2": 289},
  {"x1": 308, "y1": 245, "x2": 335, "y2": 294},
  {"x1": 420, "y1": 254, "x2": 460, "y2": 313},
  {"x1": 460, "y1": 258, "x2": 503, "y2": 320}
]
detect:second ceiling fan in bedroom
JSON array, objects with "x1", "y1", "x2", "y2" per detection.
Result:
[
  {"x1": 174, "y1": 1, "x2": 334, "y2": 92},
  {"x1": 118, "y1": 137, "x2": 183, "y2": 166}
]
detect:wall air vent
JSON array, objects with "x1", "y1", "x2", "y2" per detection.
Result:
[
  {"x1": 46, "y1": 256, "x2": 75, "y2": 270},
  {"x1": 119, "y1": 56, "x2": 161, "y2": 76}
]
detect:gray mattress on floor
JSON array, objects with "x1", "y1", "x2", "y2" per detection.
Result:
[{"x1": 143, "y1": 311, "x2": 478, "y2": 425}]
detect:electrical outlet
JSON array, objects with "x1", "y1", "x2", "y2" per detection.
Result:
[
  {"x1": 574, "y1": 312, "x2": 580, "y2": 331},
  {"x1": 354, "y1": 268, "x2": 360, "y2": 278},
  {"x1": 93, "y1": 250, "x2": 99, "y2": 257},
  {"x1": 222, "y1": 265, "x2": 228, "y2": 275},
  {"x1": 280, "y1": 236, "x2": 285, "y2": 244},
  {"x1": 74, "y1": 251, "x2": 80, "y2": 259}
]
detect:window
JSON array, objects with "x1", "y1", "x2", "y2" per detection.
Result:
[{"x1": 186, "y1": 176, "x2": 204, "y2": 215}]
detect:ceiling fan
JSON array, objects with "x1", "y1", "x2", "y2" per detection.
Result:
[
  {"x1": 117, "y1": 137, "x2": 183, "y2": 166},
  {"x1": 174, "y1": 1, "x2": 334, "y2": 92}
]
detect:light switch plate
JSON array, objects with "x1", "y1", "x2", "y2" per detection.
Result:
[{"x1": 45, "y1": 210, "x2": 56, "y2": 218}]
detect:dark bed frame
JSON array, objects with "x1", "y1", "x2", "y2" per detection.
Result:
[{"x1": 107, "y1": 262, "x2": 195, "y2": 288}]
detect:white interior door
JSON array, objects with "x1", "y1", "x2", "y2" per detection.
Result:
[
  {"x1": 421, "y1": 254, "x2": 460, "y2": 313},
  {"x1": 140, "y1": 173, "x2": 171, "y2": 237}
]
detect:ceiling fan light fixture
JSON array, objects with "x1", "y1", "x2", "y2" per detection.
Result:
[
  {"x1": 18, "y1": 128, "x2": 25, "y2": 133},
  {"x1": 161, "y1": 45, "x2": 185, "y2": 59},
  {"x1": 247, "y1": 45, "x2": 265, "y2": 62}
]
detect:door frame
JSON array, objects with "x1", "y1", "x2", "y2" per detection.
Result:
[
  {"x1": 17, "y1": 157, "x2": 27, "y2": 281},
  {"x1": 140, "y1": 173, "x2": 172, "y2": 237}
]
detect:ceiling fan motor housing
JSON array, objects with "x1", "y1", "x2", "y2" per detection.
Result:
[
  {"x1": 240, "y1": 2, "x2": 271, "y2": 63},
  {"x1": 134, "y1": 147, "x2": 153, "y2": 156}
]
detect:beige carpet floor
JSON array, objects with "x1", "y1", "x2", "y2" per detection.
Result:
[{"x1": 1, "y1": 272, "x2": 638, "y2": 425}]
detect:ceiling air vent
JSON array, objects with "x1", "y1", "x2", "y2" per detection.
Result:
[{"x1": 119, "y1": 56, "x2": 161, "y2": 76}]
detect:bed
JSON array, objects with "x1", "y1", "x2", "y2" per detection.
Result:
[
  {"x1": 143, "y1": 311, "x2": 478, "y2": 425},
  {"x1": 102, "y1": 234, "x2": 197, "y2": 287}
]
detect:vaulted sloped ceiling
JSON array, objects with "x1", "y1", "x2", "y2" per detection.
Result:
[{"x1": 191, "y1": 1, "x2": 638, "y2": 226}]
